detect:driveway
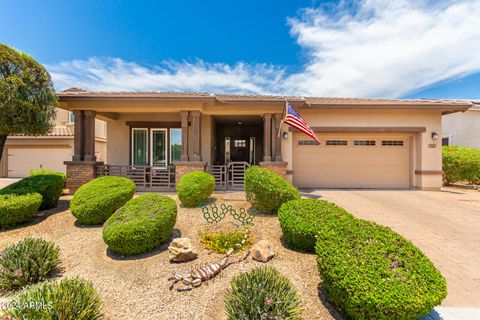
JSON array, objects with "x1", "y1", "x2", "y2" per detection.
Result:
[
  {"x1": 303, "y1": 188, "x2": 480, "y2": 307},
  {"x1": 0, "y1": 178, "x2": 19, "y2": 189}
]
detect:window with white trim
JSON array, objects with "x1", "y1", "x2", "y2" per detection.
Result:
[
  {"x1": 354, "y1": 140, "x2": 376, "y2": 146},
  {"x1": 68, "y1": 111, "x2": 75, "y2": 123},
  {"x1": 132, "y1": 128, "x2": 148, "y2": 166},
  {"x1": 381, "y1": 140, "x2": 404, "y2": 146},
  {"x1": 326, "y1": 140, "x2": 348, "y2": 146}
]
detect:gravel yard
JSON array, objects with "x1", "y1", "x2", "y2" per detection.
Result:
[{"x1": 0, "y1": 194, "x2": 337, "y2": 320}]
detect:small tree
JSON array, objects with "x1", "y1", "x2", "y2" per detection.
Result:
[{"x1": 0, "y1": 43, "x2": 57, "y2": 162}]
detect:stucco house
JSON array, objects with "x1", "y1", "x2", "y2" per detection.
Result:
[
  {"x1": 442, "y1": 102, "x2": 480, "y2": 148},
  {"x1": 57, "y1": 88, "x2": 471, "y2": 193},
  {"x1": 0, "y1": 107, "x2": 107, "y2": 178}
]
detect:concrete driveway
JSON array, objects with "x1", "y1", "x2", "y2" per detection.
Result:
[
  {"x1": 303, "y1": 188, "x2": 480, "y2": 307},
  {"x1": 0, "y1": 178, "x2": 19, "y2": 189}
]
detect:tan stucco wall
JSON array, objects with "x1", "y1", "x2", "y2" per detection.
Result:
[
  {"x1": 281, "y1": 109, "x2": 443, "y2": 189},
  {"x1": 442, "y1": 109, "x2": 480, "y2": 149}
]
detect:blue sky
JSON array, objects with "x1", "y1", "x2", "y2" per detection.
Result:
[{"x1": 1, "y1": 0, "x2": 480, "y2": 99}]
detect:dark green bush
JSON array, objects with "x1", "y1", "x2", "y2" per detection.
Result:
[
  {"x1": 103, "y1": 193, "x2": 177, "y2": 255},
  {"x1": 3, "y1": 277, "x2": 103, "y2": 320},
  {"x1": 29, "y1": 168, "x2": 67, "y2": 187},
  {"x1": 278, "y1": 198, "x2": 353, "y2": 252},
  {"x1": 0, "y1": 237, "x2": 61, "y2": 291},
  {"x1": 176, "y1": 171, "x2": 215, "y2": 207},
  {"x1": 245, "y1": 166, "x2": 300, "y2": 214},
  {"x1": 0, "y1": 174, "x2": 65, "y2": 210},
  {"x1": 71, "y1": 176, "x2": 135, "y2": 225},
  {"x1": 225, "y1": 266, "x2": 302, "y2": 320},
  {"x1": 443, "y1": 146, "x2": 480, "y2": 185},
  {"x1": 316, "y1": 217, "x2": 447, "y2": 320},
  {"x1": 0, "y1": 193, "x2": 42, "y2": 228}
]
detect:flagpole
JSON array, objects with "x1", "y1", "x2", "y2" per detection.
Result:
[{"x1": 277, "y1": 99, "x2": 287, "y2": 138}]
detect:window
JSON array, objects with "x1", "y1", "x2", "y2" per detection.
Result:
[
  {"x1": 442, "y1": 137, "x2": 450, "y2": 146},
  {"x1": 151, "y1": 129, "x2": 167, "y2": 167},
  {"x1": 170, "y1": 129, "x2": 182, "y2": 163},
  {"x1": 354, "y1": 140, "x2": 376, "y2": 146},
  {"x1": 68, "y1": 111, "x2": 75, "y2": 123},
  {"x1": 132, "y1": 129, "x2": 148, "y2": 166},
  {"x1": 326, "y1": 140, "x2": 348, "y2": 146},
  {"x1": 298, "y1": 140, "x2": 320, "y2": 145},
  {"x1": 234, "y1": 139, "x2": 246, "y2": 147},
  {"x1": 381, "y1": 140, "x2": 404, "y2": 146}
]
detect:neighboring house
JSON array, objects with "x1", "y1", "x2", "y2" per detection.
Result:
[
  {"x1": 57, "y1": 88, "x2": 471, "y2": 193},
  {"x1": 0, "y1": 107, "x2": 107, "y2": 178},
  {"x1": 442, "y1": 102, "x2": 480, "y2": 148}
]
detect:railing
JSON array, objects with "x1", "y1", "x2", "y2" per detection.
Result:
[
  {"x1": 207, "y1": 165, "x2": 228, "y2": 190},
  {"x1": 95, "y1": 164, "x2": 175, "y2": 192},
  {"x1": 228, "y1": 162, "x2": 250, "y2": 190}
]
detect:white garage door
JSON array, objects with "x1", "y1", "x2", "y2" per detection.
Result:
[
  {"x1": 7, "y1": 148, "x2": 71, "y2": 178},
  {"x1": 293, "y1": 133, "x2": 411, "y2": 188}
]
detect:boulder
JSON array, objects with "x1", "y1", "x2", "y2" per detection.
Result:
[
  {"x1": 251, "y1": 240, "x2": 275, "y2": 262},
  {"x1": 169, "y1": 238, "x2": 198, "y2": 262}
]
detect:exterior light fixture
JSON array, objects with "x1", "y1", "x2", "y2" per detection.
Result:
[
  {"x1": 282, "y1": 131, "x2": 288, "y2": 139},
  {"x1": 431, "y1": 132, "x2": 440, "y2": 140},
  {"x1": 238, "y1": 121, "x2": 243, "y2": 125}
]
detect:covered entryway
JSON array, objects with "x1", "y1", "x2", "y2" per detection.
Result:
[
  {"x1": 7, "y1": 147, "x2": 71, "y2": 177},
  {"x1": 293, "y1": 132, "x2": 412, "y2": 188}
]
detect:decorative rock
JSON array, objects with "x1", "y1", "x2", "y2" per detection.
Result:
[
  {"x1": 168, "y1": 238, "x2": 198, "y2": 262},
  {"x1": 226, "y1": 248, "x2": 234, "y2": 256},
  {"x1": 251, "y1": 240, "x2": 275, "y2": 263}
]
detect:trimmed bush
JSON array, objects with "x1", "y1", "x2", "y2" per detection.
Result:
[
  {"x1": 0, "y1": 174, "x2": 65, "y2": 210},
  {"x1": 0, "y1": 193, "x2": 42, "y2": 228},
  {"x1": 278, "y1": 198, "x2": 353, "y2": 252},
  {"x1": 71, "y1": 176, "x2": 135, "y2": 225},
  {"x1": 225, "y1": 266, "x2": 302, "y2": 320},
  {"x1": 103, "y1": 193, "x2": 177, "y2": 255},
  {"x1": 245, "y1": 166, "x2": 300, "y2": 214},
  {"x1": 0, "y1": 237, "x2": 61, "y2": 291},
  {"x1": 3, "y1": 277, "x2": 103, "y2": 320},
  {"x1": 176, "y1": 172, "x2": 215, "y2": 207},
  {"x1": 443, "y1": 146, "x2": 480, "y2": 185},
  {"x1": 316, "y1": 217, "x2": 447, "y2": 320}
]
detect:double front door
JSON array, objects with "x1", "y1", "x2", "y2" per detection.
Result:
[{"x1": 225, "y1": 137, "x2": 256, "y2": 165}]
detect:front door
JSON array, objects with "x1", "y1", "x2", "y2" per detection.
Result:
[{"x1": 224, "y1": 137, "x2": 256, "y2": 164}]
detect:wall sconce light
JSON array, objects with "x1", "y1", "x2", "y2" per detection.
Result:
[
  {"x1": 431, "y1": 132, "x2": 440, "y2": 140},
  {"x1": 282, "y1": 132, "x2": 288, "y2": 139}
]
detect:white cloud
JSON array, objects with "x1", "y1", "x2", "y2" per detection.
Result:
[{"x1": 48, "y1": 0, "x2": 480, "y2": 98}]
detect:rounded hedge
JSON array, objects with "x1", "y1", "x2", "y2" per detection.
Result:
[
  {"x1": 176, "y1": 172, "x2": 215, "y2": 207},
  {"x1": 278, "y1": 198, "x2": 352, "y2": 252},
  {"x1": 71, "y1": 176, "x2": 135, "y2": 225},
  {"x1": 225, "y1": 266, "x2": 302, "y2": 319},
  {"x1": 0, "y1": 173, "x2": 65, "y2": 210},
  {"x1": 103, "y1": 193, "x2": 177, "y2": 255},
  {"x1": 0, "y1": 193, "x2": 42, "y2": 228},
  {"x1": 443, "y1": 146, "x2": 480, "y2": 185},
  {"x1": 316, "y1": 217, "x2": 447, "y2": 319},
  {"x1": 0, "y1": 237, "x2": 61, "y2": 290},
  {"x1": 3, "y1": 277, "x2": 103, "y2": 319},
  {"x1": 245, "y1": 166, "x2": 300, "y2": 214}
]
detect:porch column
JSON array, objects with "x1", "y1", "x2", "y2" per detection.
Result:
[
  {"x1": 180, "y1": 111, "x2": 189, "y2": 161},
  {"x1": 191, "y1": 110, "x2": 202, "y2": 161},
  {"x1": 263, "y1": 113, "x2": 272, "y2": 162},
  {"x1": 274, "y1": 113, "x2": 283, "y2": 162},
  {"x1": 83, "y1": 110, "x2": 96, "y2": 161},
  {"x1": 72, "y1": 110, "x2": 84, "y2": 161}
]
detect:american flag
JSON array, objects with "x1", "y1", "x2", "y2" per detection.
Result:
[{"x1": 283, "y1": 102, "x2": 320, "y2": 143}]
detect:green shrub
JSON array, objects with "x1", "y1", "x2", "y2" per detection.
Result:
[
  {"x1": 0, "y1": 193, "x2": 42, "y2": 228},
  {"x1": 316, "y1": 217, "x2": 447, "y2": 320},
  {"x1": 71, "y1": 176, "x2": 135, "y2": 225},
  {"x1": 245, "y1": 166, "x2": 300, "y2": 214},
  {"x1": 199, "y1": 227, "x2": 253, "y2": 254},
  {"x1": 0, "y1": 174, "x2": 65, "y2": 210},
  {"x1": 29, "y1": 168, "x2": 67, "y2": 187},
  {"x1": 176, "y1": 172, "x2": 215, "y2": 207},
  {"x1": 3, "y1": 277, "x2": 103, "y2": 320},
  {"x1": 103, "y1": 193, "x2": 177, "y2": 255},
  {"x1": 443, "y1": 146, "x2": 480, "y2": 185},
  {"x1": 225, "y1": 266, "x2": 302, "y2": 320},
  {"x1": 278, "y1": 198, "x2": 353, "y2": 252},
  {"x1": 0, "y1": 237, "x2": 61, "y2": 291}
]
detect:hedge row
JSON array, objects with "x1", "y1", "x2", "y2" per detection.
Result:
[
  {"x1": 443, "y1": 146, "x2": 480, "y2": 185},
  {"x1": 0, "y1": 193, "x2": 42, "y2": 228}
]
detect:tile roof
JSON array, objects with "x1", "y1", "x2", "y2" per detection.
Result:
[
  {"x1": 13, "y1": 126, "x2": 106, "y2": 140},
  {"x1": 57, "y1": 88, "x2": 472, "y2": 107}
]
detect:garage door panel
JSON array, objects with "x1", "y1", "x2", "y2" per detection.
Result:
[
  {"x1": 8, "y1": 148, "x2": 71, "y2": 178},
  {"x1": 293, "y1": 133, "x2": 410, "y2": 188}
]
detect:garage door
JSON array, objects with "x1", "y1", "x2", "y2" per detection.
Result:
[
  {"x1": 293, "y1": 133, "x2": 411, "y2": 188},
  {"x1": 7, "y1": 148, "x2": 71, "y2": 178}
]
